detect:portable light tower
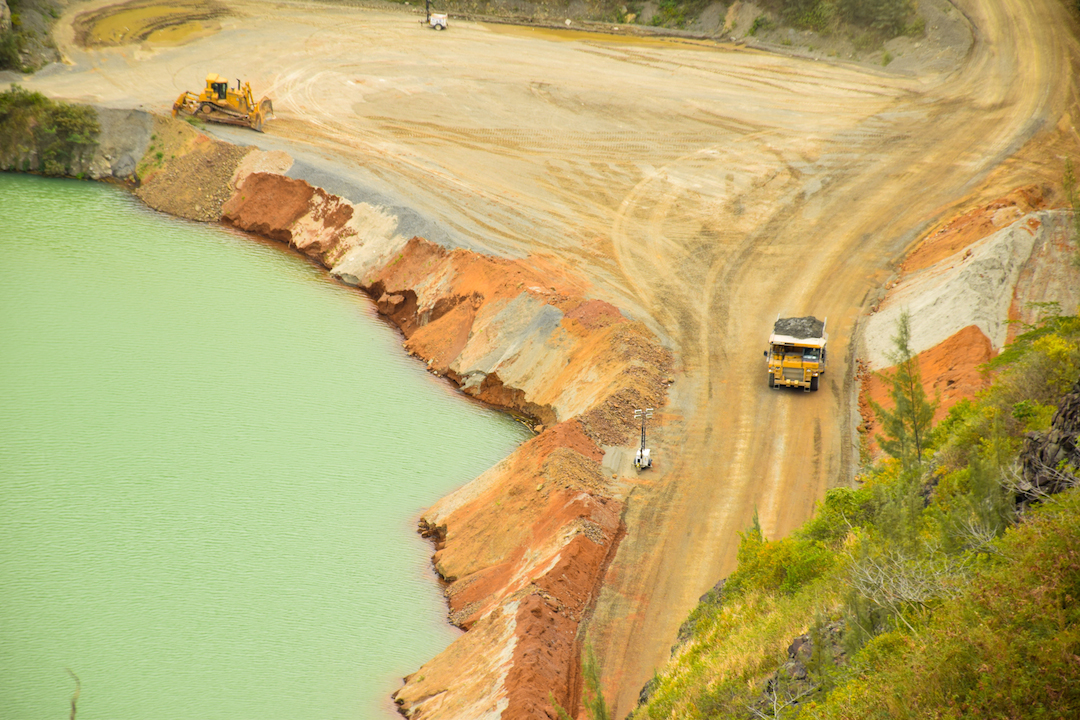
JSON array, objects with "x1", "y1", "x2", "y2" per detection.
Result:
[{"x1": 633, "y1": 408, "x2": 653, "y2": 470}]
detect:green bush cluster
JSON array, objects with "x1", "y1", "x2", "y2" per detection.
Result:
[
  {"x1": 631, "y1": 310, "x2": 1080, "y2": 719},
  {"x1": 817, "y1": 489, "x2": 1080, "y2": 718},
  {"x1": 752, "y1": 0, "x2": 917, "y2": 35},
  {"x1": 724, "y1": 487, "x2": 874, "y2": 599},
  {"x1": 0, "y1": 85, "x2": 100, "y2": 176},
  {"x1": 0, "y1": 26, "x2": 25, "y2": 70}
]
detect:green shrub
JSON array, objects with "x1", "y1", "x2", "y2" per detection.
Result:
[
  {"x1": 836, "y1": 0, "x2": 914, "y2": 37},
  {"x1": 0, "y1": 86, "x2": 100, "y2": 176},
  {"x1": 800, "y1": 486, "x2": 877, "y2": 544},
  {"x1": 0, "y1": 28, "x2": 26, "y2": 70},
  {"x1": 748, "y1": 14, "x2": 776, "y2": 35},
  {"x1": 816, "y1": 489, "x2": 1080, "y2": 719},
  {"x1": 725, "y1": 513, "x2": 837, "y2": 598}
]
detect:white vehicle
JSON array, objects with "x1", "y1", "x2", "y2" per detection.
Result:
[
  {"x1": 634, "y1": 447, "x2": 652, "y2": 471},
  {"x1": 423, "y1": 0, "x2": 448, "y2": 29}
]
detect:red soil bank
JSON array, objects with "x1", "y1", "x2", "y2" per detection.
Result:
[
  {"x1": 221, "y1": 172, "x2": 359, "y2": 266},
  {"x1": 901, "y1": 184, "x2": 1052, "y2": 274},
  {"x1": 218, "y1": 167, "x2": 671, "y2": 719}
]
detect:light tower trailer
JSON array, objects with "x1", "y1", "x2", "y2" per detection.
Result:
[
  {"x1": 634, "y1": 408, "x2": 654, "y2": 470},
  {"x1": 764, "y1": 316, "x2": 828, "y2": 391},
  {"x1": 423, "y1": 0, "x2": 448, "y2": 29}
]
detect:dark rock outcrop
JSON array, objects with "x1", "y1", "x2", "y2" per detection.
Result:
[{"x1": 1020, "y1": 377, "x2": 1080, "y2": 503}]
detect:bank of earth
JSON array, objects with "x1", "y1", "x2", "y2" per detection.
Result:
[{"x1": 108, "y1": 110, "x2": 673, "y2": 718}]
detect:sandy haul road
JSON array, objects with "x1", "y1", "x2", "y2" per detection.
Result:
[{"x1": 23, "y1": 0, "x2": 1080, "y2": 715}]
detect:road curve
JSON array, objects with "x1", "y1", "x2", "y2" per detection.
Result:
[
  {"x1": 589, "y1": 0, "x2": 1080, "y2": 713},
  {"x1": 24, "y1": 0, "x2": 1080, "y2": 716}
]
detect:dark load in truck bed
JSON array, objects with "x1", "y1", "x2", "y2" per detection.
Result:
[{"x1": 773, "y1": 316, "x2": 825, "y2": 339}]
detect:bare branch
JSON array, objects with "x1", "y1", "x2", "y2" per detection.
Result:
[
  {"x1": 846, "y1": 549, "x2": 968, "y2": 634},
  {"x1": 746, "y1": 680, "x2": 818, "y2": 719},
  {"x1": 66, "y1": 669, "x2": 80, "y2": 720}
]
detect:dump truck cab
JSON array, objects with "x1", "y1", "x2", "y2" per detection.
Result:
[{"x1": 765, "y1": 316, "x2": 827, "y2": 391}]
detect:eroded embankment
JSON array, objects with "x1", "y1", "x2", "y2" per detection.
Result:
[
  {"x1": 131, "y1": 113, "x2": 671, "y2": 719},
  {"x1": 859, "y1": 184, "x2": 1080, "y2": 446}
]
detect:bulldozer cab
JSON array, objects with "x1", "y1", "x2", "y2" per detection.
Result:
[{"x1": 205, "y1": 74, "x2": 229, "y2": 100}]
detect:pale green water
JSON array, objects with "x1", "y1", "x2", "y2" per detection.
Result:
[{"x1": 0, "y1": 174, "x2": 526, "y2": 720}]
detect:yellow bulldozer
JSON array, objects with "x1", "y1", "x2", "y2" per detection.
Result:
[{"x1": 172, "y1": 74, "x2": 274, "y2": 132}]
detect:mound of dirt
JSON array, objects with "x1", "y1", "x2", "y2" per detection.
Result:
[{"x1": 135, "y1": 122, "x2": 252, "y2": 221}]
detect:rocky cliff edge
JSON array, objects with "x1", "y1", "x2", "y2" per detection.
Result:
[{"x1": 127, "y1": 113, "x2": 671, "y2": 720}]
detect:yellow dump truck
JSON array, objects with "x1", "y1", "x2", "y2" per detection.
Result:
[{"x1": 764, "y1": 316, "x2": 827, "y2": 391}]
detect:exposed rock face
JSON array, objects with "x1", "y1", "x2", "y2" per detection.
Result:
[
  {"x1": 901, "y1": 185, "x2": 1052, "y2": 274},
  {"x1": 341, "y1": 239, "x2": 667, "y2": 718},
  {"x1": 204, "y1": 148, "x2": 671, "y2": 719},
  {"x1": 333, "y1": 234, "x2": 671, "y2": 440},
  {"x1": 0, "y1": 103, "x2": 153, "y2": 180},
  {"x1": 87, "y1": 107, "x2": 155, "y2": 181},
  {"x1": 0, "y1": 0, "x2": 60, "y2": 70},
  {"x1": 1020, "y1": 377, "x2": 1080, "y2": 503},
  {"x1": 398, "y1": 420, "x2": 624, "y2": 718},
  {"x1": 223, "y1": 171, "x2": 403, "y2": 268},
  {"x1": 860, "y1": 188, "x2": 1079, "y2": 457},
  {"x1": 863, "y1": 183, "x2": 1077, "y2": 371}
]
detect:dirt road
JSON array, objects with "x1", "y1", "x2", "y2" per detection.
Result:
[{"x1": 24, "y1": 0, "x2": 1080, "y2": 714}]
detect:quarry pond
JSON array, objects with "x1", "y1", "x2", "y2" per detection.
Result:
[{"x1": 0, "y1": 173, "x2": 528, "y2": 720}]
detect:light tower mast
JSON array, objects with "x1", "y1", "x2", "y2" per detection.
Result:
[{"x1": 633, "y1": 408, "x2": 653, "y2": 470}]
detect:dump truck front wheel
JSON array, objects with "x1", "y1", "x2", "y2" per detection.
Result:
[
  {"x1": 768, "y1": 374, "x2": 775, "y2": 389},
  {"x1": 810, "y1": 375, "x2": 819, "y2": 391}
]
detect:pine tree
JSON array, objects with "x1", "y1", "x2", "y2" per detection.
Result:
[
  {"x1": 1064, "y1": 158, "x2": 1080, "y2": 268},
  {"x1": 871, "y1": 310, "x2": 937, "y2": 471}
]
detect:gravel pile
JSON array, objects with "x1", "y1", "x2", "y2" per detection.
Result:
[
  {"x1": 773, "y1": 316, "x2": 825, "y2": 338},
  {"x1": 137, "y1": 138, "x2": 253, "y2": 222}
]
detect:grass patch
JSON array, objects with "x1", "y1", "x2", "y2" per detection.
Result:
[{"x1": 749, "y1": 14, "x2": 776, "y2": 36}]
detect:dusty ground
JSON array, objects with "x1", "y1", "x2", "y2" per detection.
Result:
[{"x1": 17, "y1": 0, "x2": 1080, "y2": 715}]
